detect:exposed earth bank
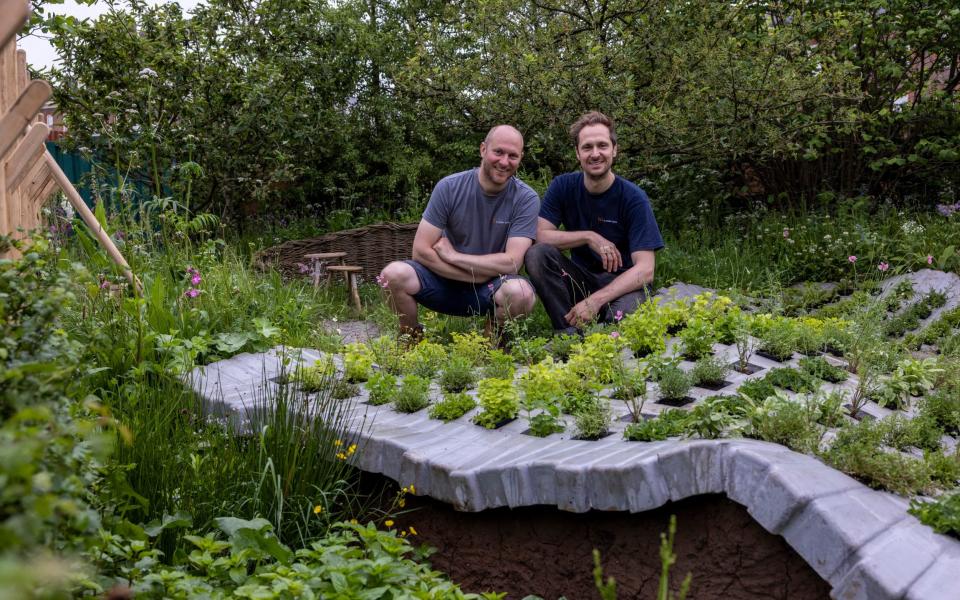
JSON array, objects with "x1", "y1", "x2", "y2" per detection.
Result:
[{"x1": 394, "y1": 491, "x2": 830, "y2": 600}]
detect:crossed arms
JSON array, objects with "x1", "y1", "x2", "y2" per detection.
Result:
[{"x1": 412, "y1": 219, "x2": 533, "y2": 283}]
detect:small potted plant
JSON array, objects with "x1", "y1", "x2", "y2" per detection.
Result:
[
  {"x1": 690, "y1": 355, "x2": 731, "y2": 390},
  {"x1": 654, "y1": 363, "x2": 695, "y2": 407},
  {"x1": 573, "y1": 396, "x2": 612, "y2": 440},
  {"x1": 439, "y1": 356, "x2": 477, "y2": 393},
  {"x1": 678, "y1": 317, "x2": 717, "y2": 361},
  {"x1": 429, "y1": 391, "x2": 477, "y2": 422},
  {"x1": 394, "y1": 375, "x2": 431, "y2": 413},
  {"x1": 366, "y1": 370, "x2": 397, "y2": 405}
]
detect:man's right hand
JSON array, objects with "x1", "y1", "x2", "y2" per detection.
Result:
[{"x1": 587, "y1": 232, "x2": 622, "y2": 272}]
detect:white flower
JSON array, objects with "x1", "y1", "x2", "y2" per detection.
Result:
[{"x1": 139, "y1": 67, "x2": 157, "y2": 78}]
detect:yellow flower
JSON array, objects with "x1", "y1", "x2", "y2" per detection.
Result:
[
  {"x1": 398, "y1": 498, "x2": 406, "y2": 508},
  {"x1": 408, "y1": 526, "x2": 417, "y2": 536},
  {"x1": 400, "y1": 531, "x2": 407, "y2": 537},
  {"x1": 334, "y1": 439, "x2": 343, "y2": 446},
  {"x1": 384, "y1": 520, "x2": 394, "y2": 528},
  {"x1": 313, "y1": 505, "x2": 323, "y2": 515},
  {"x1": 408, "y1": 484, "x2": 415, "y2": 494},
  {"x1": 348, "y1": 444, "x2": 357, "y2": 454},
  {"x1": 336, "y1": 452, "x2": 347, "y2": 460},
  {"x1": 349, "y1": 519, "x2": 358, "y2": 524}
]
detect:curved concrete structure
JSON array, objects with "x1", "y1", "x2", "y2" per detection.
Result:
[{"x1": 189, "y1": 347, "x2": 960, "y2": 600}]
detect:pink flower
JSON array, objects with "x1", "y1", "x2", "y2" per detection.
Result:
[
  {"x1": 878, "y1": 261, "x2": 889, "y2": 272},
  {"x1": 614, "y1": 310, "x2": 624, "y2": 322},
  {"x1": 99, "y1": 279, "x2": 111, "y2": 290},
  {"x1": 783, "y1": 228, "x2": 790, "y2": 238},
  {"x1": 927, "y1": 255, "x2": 934, "y2": 265},
  {"x1": 487, "y1": 282, "x2": 495, "y2": 291},
  {"x1": 184, "y1": 288, "x2": 200, "y2": 298},
  {"x1": 191, "y1": 274, "x2": 202, "y2": 286},
  {"x1": 610, "y1": 331, "x2": 621, "y2": 339},
  {"x1": 848, "y1": 255, "x2": 857, "y2": 263},
  {"x1": 375, "y1": 274, "x2": 389, "y2": 289},
  {"x1": 297, "y1": 262, "x2": 310, "y2": 274}
]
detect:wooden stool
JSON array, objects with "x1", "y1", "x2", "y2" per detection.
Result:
[
  {"x1": 326, "y1": 265, "x2": 363, "y2": 312},
  {"x1": 304, "y1": 252, "x2": 347, "y2": 287}
]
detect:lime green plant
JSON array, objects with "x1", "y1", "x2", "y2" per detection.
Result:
[
  {"x1": 482, "y1": 349, "x2": 516, "y2": 380},
  {"x1": 449, "y1": 331, "x2": 490, "y2": 367},
  {"x1": 567, "y1": 332, "x2": 625, "y2": 384},
  {"x1": 620, "y1": 299, "x2": 668, "y2": 356},
  {"x1": 402, "y1": 340, "x2": 447, "y2": 378},
  {"x1": 678, "y1": 317, "x2": 717, "y2": 360},
  {"x1": 474, "y1": 378, "x2": 520, "y2": 428},
  {"x1": 440, "y1": 356, "x2": 477, "y2": 393},
  {"x1": 343, "y1": 342, "x2": 374, "y2": 382}
]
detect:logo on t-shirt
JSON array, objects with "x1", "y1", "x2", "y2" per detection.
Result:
[
  {"x1": 494, "y1": 219, "x2": 511, "y2": 225},
  {"x1": 597, "y1": 217, "x2": 619, "y2": 225}
]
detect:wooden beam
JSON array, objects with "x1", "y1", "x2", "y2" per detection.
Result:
[
  {"x1": 4, "y1": 122, "x2": 48, "y2": 193},
  {"x1": 0, "y1": 0, "x2": 29, "y2": 53},
  {"x1": 0, "y1": 80, "x2": 51, "y2": 158},
  {"x1": 44, "y1": 151, "x2": 139, "y2": 290}
]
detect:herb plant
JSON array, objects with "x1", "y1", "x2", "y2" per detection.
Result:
[
  {"x1": 343, "y1": 342, "x2": 374, "y2": 382},
  {"x1": 690, "y1": 355, "x2": 730, "y2": 387},
  {"x1": 623, "y1": 410, "x2": 688, "y2": 441},
  {"x1": 655, "y1": 364, "x2": 694, "y2": 403},
  {"x1": 394, "y1": 375, "x2": 431, "y2": 413},
  {"x1": 366, "y1": 371, "x2": 397, "y2": 405},
  {"x1": 764, "y1": 367, "x2": 818, "y2": 393},
  {"x1": 482, "y1": 349, "x2": 516, "y2": 380},
  {"x1": 678, "y1": 317, "x2": 716, "y2": 360},
  {"x1": 474, "y1": 378, "x2": 520, "y2": 428},
  {"x1": 440, "y1": 356, "x2": 476, "y2": 393},
  {"x1": 798, "y1": 355, "x2": 849, "y2": 383},
  {"x1": 429, "y1": 392, "x2": 476, "y2": 422},
  {"x1": 573, "y1": 397, "x2": 612, "y2": 440}
]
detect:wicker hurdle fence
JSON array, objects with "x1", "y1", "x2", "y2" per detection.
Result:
[{"x1": 255, "y1": 222, "x2": 418, "y2": 283}]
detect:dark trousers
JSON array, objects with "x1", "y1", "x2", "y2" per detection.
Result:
[{"x1": 524, "y1": 243, "x2": 651, "y2": 331}]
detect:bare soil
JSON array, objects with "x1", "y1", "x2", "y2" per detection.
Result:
[{"x1": 393, "y1": 491, "x2": 830, "y2": 600}]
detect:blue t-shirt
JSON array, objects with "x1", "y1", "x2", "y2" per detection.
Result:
[{"x1": 540, "y1": 173, "x2": 664, "y2": 274}]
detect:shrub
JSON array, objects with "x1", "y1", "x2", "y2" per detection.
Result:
[
  {"x1": 685, "y1": 396, "x2": 734, "y2": 439},
  {"x1": 474, "y1": 378, "x2": 519, "y2": 428},
  {"x1": 332, "y1": 378, "x2": 360, "y2": 399},
  {"x1": 757, "y1": 317, "x2": 797, "y2": 361},
  {"x1": 919, "y1": 389, "x2": 960, "y2": 435},
  {"x1": 823, "y1": 420, "x2": 934, "y2": 495},
  {"x1": 366, "y1": 371, "x2": 397, "y2": 406},
  {"x1": 439, "y1": 357, "x2": 476, "y2": 393},
  {"x1": 509, "y1": 335, "x2": 549, "y2": 365},
  {"x1": 793, "y1": 317, "x2": 826, "y2": 355},
  {"x1": 567, "y1": 332, "x2": 624, "y2": 384},
  {"x1": 546, "y1": 333, "x2": 579, "y2": 361},
  {"x1": 394, "y1": 375, "x2": 431, "y2": 413},
  {"x1": 429, "y1": 392, "x2": 476, "y2": 422}
]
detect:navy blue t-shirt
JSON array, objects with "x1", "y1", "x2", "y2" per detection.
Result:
[{"x1": 540, "y1": 173, "x2": 664, "y2": 274}]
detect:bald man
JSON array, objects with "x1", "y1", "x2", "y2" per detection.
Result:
[{"x1": 379, "y1": 125, "x2": 539, "y2": 338}]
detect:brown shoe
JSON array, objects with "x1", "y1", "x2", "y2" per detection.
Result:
[{"x1": 398, "y1": 324, "x2": 425, "y2": 348}]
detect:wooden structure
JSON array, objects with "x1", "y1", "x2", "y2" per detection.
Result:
[
  {"x1": 256, "y1": 222, "x2": 418, "y2": 281},
  {"x1": 326, "y1": 264, "x2": 363, "y2": 311},
  {"x1": 304, "y1": 251, "x2": 347, "y2": 287},
  {"x1": 1, "y1": 0, "x2": 134, "y2": 286}
]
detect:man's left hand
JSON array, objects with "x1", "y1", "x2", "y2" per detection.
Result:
[
  {"x1": 432, "y1": 237, "x2": 458, "y2": 263},
  {"x1": 565, "y1": 298, "x2": 598, "y2": 327}
]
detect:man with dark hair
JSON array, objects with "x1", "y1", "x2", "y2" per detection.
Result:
[
  {"x1": 524, "y1": 111, "x2": 664, "y2": 333},
  {"x1": 379, "y1": 125, "x2": 539, "y2": 337}
]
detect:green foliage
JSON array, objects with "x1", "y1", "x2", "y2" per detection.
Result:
[
  {"x1": 366, "y1": 371, "x2": 397, "y2": 406},
  {"x1": 402, "y1": 340, "x2": 448, "y2": 379},
  {"x1": 910, "y1": 491, "x2": 960, "y2": 539},
  {"x1": 296, "y1": 357, "x2": 336, "y2": 392},
  {"x1": 567, "y1": 333, "x2": 624, "y2": 384},
  {"x1": 449, "y1": 332, "x2": 490, "y2": 367},
  {"x1": 620, "y1": 300, "x2": 668, "y2": 356},
  {"x1": 745, "y1": 392, "x2": 825, "y2": 454},
  {"x1": 764, "y1": 367, "x2": 818, "y2": 394},
  {"x1": 482, "y1": 349, "x2": 516, "y2": 380},
  {"x1": 331, "y1": 378, "x2": 361, "y2": 399},
  {"x1": 611, "y1": 365, "x2": 649, "y2": 423},
  {"x1": 756, "y1": 317, "x2": 797, "y2": 362},
  {"x1": 623, "y1": 410, "x2": 688, "y2": 442},
  {"x1": 394, "y1": 375, "x2": 431, "y2": 413},
  {"x1": 129, "y1": 521, "x2": 502, "y2": 599},
  {"x1": 685, "y1": 396, "x2": 734, "y2": 440},
  {"x1": 429, "y1": 392, "x2": 477, "y2": 422},
  {"x1": 545, "y1": 333, "x2": 579, "y2": 362},
  {"x1": 527, "y1": 412, "x2": 566, "y2": 437},
  {"x1": 509, "y1": 335, "x2": 550, "y2": 366},
  {"x1": 654, "y1": 364, "x2": 693, "y2": 402},
  {"x1": 440, "y1": 357, "x2": 477, "y2": 393},
  {"x1": 798, "y1": 356, "x2": 849, "y2": 383},
  {"x1": 737, "y1": 377, "x2": 778, "y2": 404},
  {"x1": 573, "y1": 397, "x2": 613, "y2": 440},
  {"x1": 343, "y1": 342, "x2": 374, "y2": 382},
  {"x1": 678, "y1": 318, "x2": 717, "y2": 360},
  {"x1": 474, "y1": 379, "x2": 520, "y2": 429},
  {"x1": 658, "y1": 516, "x2": 691, "y2": 600},
  {"x1": 690, "y1": 355, "x2": 730, "y2": 387}
]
